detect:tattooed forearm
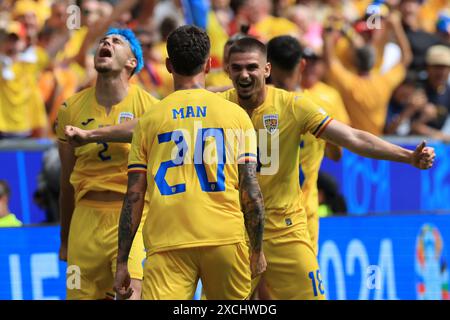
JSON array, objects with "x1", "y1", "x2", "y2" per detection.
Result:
[
  {"x1": 238, "y1": 163, "x2": 265, "y2": 253},
  {"x1": 117, "y1": 172, "x2": 147, "y2": 264}
]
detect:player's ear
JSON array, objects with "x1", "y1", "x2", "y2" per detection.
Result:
[
  {"x1": 165, "y1": 58, "x2": 173, "y2": 74},
  {"x1": 264, "y1": 62, "x2": 271, "y2": 79},
  {"x1": 204, "y1": 57, "x2": 212, "y2": 74},
  {"x1": 299, "y1": 58, "x2": 306, "y2": 74},
  {"x1": 126, "y1": 57, "x2": 137, "y2": 72}
]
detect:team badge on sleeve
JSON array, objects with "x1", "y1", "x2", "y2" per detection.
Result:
[
  {"x1": 118, "y1": 112, "x2": 134, "y2": 123},
  {"x1": 263, "y1": 114, "x2": 279, "y2": 134}
]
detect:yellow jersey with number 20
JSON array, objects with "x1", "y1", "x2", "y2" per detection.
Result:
[{"x1": 128, "y1": 88, "x2": 258, "y2": 255}]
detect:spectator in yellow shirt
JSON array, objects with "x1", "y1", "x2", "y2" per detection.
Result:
[
  {"x1": 324, "y1": 10, "x2": 413, "y2": 135},
  {"x1": 230, "y1": 0, "x2": 299, "y2": 43},
  {"x1": 0, "y1": 180, "x2": 22, "y2": 228},
  {"x1": 0, "y1": 21, "x2": 48, "y2": 138}
]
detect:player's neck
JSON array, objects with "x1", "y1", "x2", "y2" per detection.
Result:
[
  {"x1": 173, "y1": 73, "x2": 206, "y2": 91},
  {"x1": 273, "y1": 78, "x2": 299, "y2": 92},
  {"x1": 95, "y1": 73, "x2": 130, "y2": 111},
  {"x1": 239, "y1": 86, "x2": 268, "y2": 116}
]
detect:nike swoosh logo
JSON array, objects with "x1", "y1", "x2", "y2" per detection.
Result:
[{"x1": 81, "y1": 118, "x2": 95, "y2": 126}]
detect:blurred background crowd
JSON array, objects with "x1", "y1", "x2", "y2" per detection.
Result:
[
  {"x1": 0, "y1": 0, "x2": 449, "y2": 224},
  {"x1": 0, "y1": 0, "x2": 449, "y2": 140}
]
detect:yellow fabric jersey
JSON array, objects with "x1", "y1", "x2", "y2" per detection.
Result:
[
  {"x1": 299, "y1": 84, "x2": 350, "y2": 227},
  {"x1": 0, "y1": 61, "x2": 47, "y2": 134},
  {"x1": 128, "y1": 88, "x2": 257, "y2": 254},
  {"x1": 0, "y1": 214, "x2": 23, "y2": 227},
  {"x1": 219, "y1": 86, "x2": 332, "y2": 239},
  {"x1": 326, "y1": 61, "x2": 405, "y2": 135},
  {"x1": 56, "y1": 84, "x2": 159, "y2": 203},
  {"x1": 253, "y1": 16, "x2": 299, "y2": 43},
  {"x1": 205, "y1": 69, "x2": 232, "y2": 89}
]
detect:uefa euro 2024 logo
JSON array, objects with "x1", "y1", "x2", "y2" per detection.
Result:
[{"x1": 415, "y1": 224, "x2": 449, "y2": 300}]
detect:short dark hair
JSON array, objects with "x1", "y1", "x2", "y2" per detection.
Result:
[
  {"x1": 267, "y1": 35, "x2": 303, "y2": 72},
  {"x1": 228, "y1": 37, "x2": 267, "y2": 60},
  {"x1": 166, "y1": 25, "x2": 210, "y2": 76},
  {"x1": 0, "y1": 180, "x2": 10, "y2": 198},
  {"x1": 355, "y1": 45, "x2": 376, "y2": 73}
]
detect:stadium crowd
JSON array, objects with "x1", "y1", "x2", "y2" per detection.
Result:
[{"x1": 0, "y1": 0, "x2": 448, "y2": 225}]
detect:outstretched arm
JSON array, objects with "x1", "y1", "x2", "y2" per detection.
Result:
[
  {"x1": 320, "y1": 120, "x2": 435, "y2": 169},
  {"x1": 114, "y1": 171, "x2": 147, "y2": 299},
  {"x1": 238, "y1": 163, "x2": 266, "y2": 278},
  {"x1": 64, "y1": 119, "x2": 137, "y2": 146}
]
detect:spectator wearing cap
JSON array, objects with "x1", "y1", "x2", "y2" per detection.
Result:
[
  {"x1": 400, "y1": 0, "x2": 441, "y2": 74},
  {"x1": 0, "y1": 180, "x2": 23, "y2": 227},
  {"x1": 323, "y1": 10, "x2": 413, "y2": 135},
  {"x1": 410, "y1": 45, "x2": 450, "y2": 140},
  {"x1": 0, "y1": 21, "x2": 48, "y2": 138}
]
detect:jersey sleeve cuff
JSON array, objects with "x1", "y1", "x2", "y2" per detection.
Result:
[
  {"x1": 237, "y1": 153, "x2": 258, "y2": 164},
  {"x1": 128, "y1": 163, "x2": 147, "y2": 173},
  {"x1": 313, "y1": 117, "x2": 333, "y2": 138}
]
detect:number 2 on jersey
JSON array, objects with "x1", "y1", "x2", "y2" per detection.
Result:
[
  {"x1": 155, "y1": 128, "x2": 226, "y2": 195},
  {"x1": 97, "y1": 142, "x2": 111, "y2": 161}
]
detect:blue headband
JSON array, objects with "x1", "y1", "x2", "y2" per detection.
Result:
[{"x1": 105, "y1": 28, "x2": 144, "y2": 75}]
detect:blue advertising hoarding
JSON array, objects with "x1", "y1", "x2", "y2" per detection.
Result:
[
  {"x1": 1, "y1": 139, "x2": 450, "y2": 224},
  {"x1": 320, "y1": 142, "x2": 450, "y2": 215},
  {"x1": 1, "y1": 213, "x2": 449, "y2": 300}
]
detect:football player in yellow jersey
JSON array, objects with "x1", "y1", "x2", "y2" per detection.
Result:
[
  {"x1": 63, "y1": 36, "x2": 436, "y2": 300},
  {"x1": 56, "y1": 28, "x2": 159, "y2": 300},
  {"x1": 112, "y1": 25, "x2": 265, "y2": 300},
  {"x1": 114, "y1": 26, "x2": 266, "y2": 300},
  {"x1": 266, "y1": 36, "x2": 351, "y2": 255},
  {"x1": 218, "y1": 37, "x2": 435, "y2": 300}
]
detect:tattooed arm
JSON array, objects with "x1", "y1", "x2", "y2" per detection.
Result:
[
  {"x1": 114, "y1": 172, "x2": 147, "y2": 299},
  {"x1": 238, "y1": 163, "x2": 266, "y2": 278}
]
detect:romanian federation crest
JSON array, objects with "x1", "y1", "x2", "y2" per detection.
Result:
[
  {"x1": 263, "y1": 114, "x2": 279, "y2": 134},
  {"x1": 118, "y1": 112, "x2": 134, "y2": 124}
]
